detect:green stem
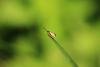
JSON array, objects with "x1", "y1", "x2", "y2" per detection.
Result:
[
  {"x1": 43, "y1": 27, "x2": 78, "y2": 67},
  {"x1": 49, "y1": 37, "x2": 78, "y2": 67}
]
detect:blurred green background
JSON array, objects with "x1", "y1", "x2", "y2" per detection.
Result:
[{"x1": 0, "y1": 0, "x2": 100, "y2": 67}]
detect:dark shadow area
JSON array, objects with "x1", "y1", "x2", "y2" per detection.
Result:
[
  {"x1": 86, "y1": 0, "x2": 100, "y2": 25},
  {"x1": 0, "y1": 22, "x2": 44, "y2": 61},
  {"x1": 0, "y1": 44, "x2": 14, "y2": 61}
]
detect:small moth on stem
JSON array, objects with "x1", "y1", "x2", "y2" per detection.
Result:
[
  {"x1": 43, "y1": 27, "x2": 78, "y2": 67},
  {"x1": 43, "y1": 27, "x2": 56, "y2": 39}
]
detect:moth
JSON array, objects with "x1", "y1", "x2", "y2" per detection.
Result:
[{"x1": 43, "y1": 27, "x2": 56, "y2": 39}]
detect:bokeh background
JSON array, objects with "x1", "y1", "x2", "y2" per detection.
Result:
[{"x1": 0, "y1": 0, "x2": 100, "y2": 67}]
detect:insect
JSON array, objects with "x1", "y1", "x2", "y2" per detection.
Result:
[
  {"x1": 43, "y1": 27, "x2": 78, "y2": 67},
  {"x1": 43, "y1": 27, "x2": 56, "y2": 39}
]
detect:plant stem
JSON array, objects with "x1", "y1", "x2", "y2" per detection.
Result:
[
  {"x1": 49, "y1": 36, "x2": 78, "y2": 67},
  {"x1": 43, "y1": 27, "x2": 78, "y2": 67}
]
